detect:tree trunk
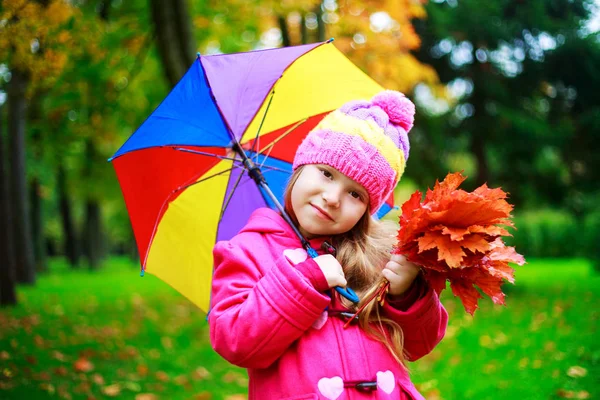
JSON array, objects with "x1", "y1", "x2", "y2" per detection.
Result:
[
  {"x1": 58, "y1": 165, "x2": 80, "y2": 267},
  {"x1": 471, "y1": 129, "x2": 490, "y2": 186},
  {"x1": 173, "y1": 0, "x2": 196, "y2": 67},
  {"x1": 81, "y1": 138, "x2": 104, "y2": 270},
  {"x1": 0, "y1": 105, "x2": 17, "y2": 306},
  {"x1": 278, "y1": 15, "x2": 291, "y2": 47},
  {"x1": 83, "y1": 199, "x2": 104, "y2": 270},
  {"x1": 98, "y1": 0, "x2": 111, "y2": 20},
  {"x1": 30, "y1": 178, "x2": 47, "y2": 272},
  {"x1": 315, "y1": 2, "x2": 326, "y2": 42},
  {"x1": 301, "y1": 14, "x2": 309, "y2": 44},
  {"x1": 8, "y1": 68, "x2": 35, "y2": 285},
  {"x1": 150, "y1": 0, "x2": 197, "y2": 88}
]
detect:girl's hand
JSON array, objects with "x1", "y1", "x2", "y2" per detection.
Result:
[
  {"x1": 313, "y1": 254, "x2": 347, "y2": 289},
  {"x1": 382, "y1": 254, "x2": 420, "y2": 296}
]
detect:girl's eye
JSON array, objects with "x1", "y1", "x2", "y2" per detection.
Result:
[
  {"x1": 321, "y1": 169, "x2": 333, "y2": 179},
  {"x1": 349, "y1": 191, "x2": 362, "y2": 200}
]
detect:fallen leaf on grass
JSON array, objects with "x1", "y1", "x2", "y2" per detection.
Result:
[
  {"x1": 74, "y1": 358, "x2": 94, "y2": 373},
  {"x1": 155, "y1": 371, "x2": 170, "y2": 382},
  {"x1": 161, "y1": 336, "x2": 173, "y2": 350},
  {"x1": 0, "y1": 351, "x2": 10, "y2": 360},
  {"x1": 137, "y1": 364, "x2": 149, "y2": 376},
  {"x1": 103, "y1": 384, "x2": 121, "y2": 397},
  {"x1": 39, "y1": 383, "x2": 55, "y2": 394},
  {"x1": 25, "y1": 355, "x2": 38, "y2": 365},
  {"x1": 34, "y1": 335, "x2": 45, "y2": 348},
  {"x1": 566, "y1": 366, "x2": 588, "y2": 378},
  {"x1": 225, "y1": 395, "x2": 248, "y2": 400},
  {"x1": 52, "y1": 351, "x2": 67, "y2": 362},
  {"x1": 35, "y1": 371, "x2": 51, "y2": 381},
  {"x1": 222, "y1": 371, "x2": 248, "y2": 386},
  {"x1": 53, "y1": 366, "x2": 68, "y2": 376},
  {"x1": 192, "y1": 367, "x2": 211, "y2": 380},
  {"x1": 136, "y1": 394, "x2": 159, "y2": 400},
  {"x1": 92, "y1": 373, "x2": 105, "y2": 385},
  {"x1": 557, "y1": 389, "x2": 590, "y2": 399},
  {"x1": 148, "y1": 349, "x2": 161, "y2": 359},
  {"x1": 72, "y1": 382, "x2": 91, "y2": 395},
  {"x1": 518, "y1": 358, "x2": 529, "y2": 369},
  {"x1": 421, "y1": 389, "x2": 441, "y2": 400},
  {"x1": 194, "y1": 393, "x2": 212, "y2": 400},
  {"x1": 124, "y1": 382, "x2": 142, "y2": 392},
  {"x1": 147, "y1": 383, "x2": 165, "y2": 392}
]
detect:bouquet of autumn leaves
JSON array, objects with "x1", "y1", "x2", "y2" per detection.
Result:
[{"x1": 392, "y1": 172, "x2": 525, "y2": 315}]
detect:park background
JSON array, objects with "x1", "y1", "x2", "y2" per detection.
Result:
[{"x1": 0, "y1": 0, "x2": 598, "y2": 399}]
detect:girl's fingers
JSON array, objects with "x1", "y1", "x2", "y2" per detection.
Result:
[
  {"x1": 385, "y1": 260, "x2": 402, "y2": 273},
  {"x1": 382, "y1": 268, "x2": 401, "y2": 284},
  {"x1": 390, "y1": 253, "x2": 407, "y2": 264}
]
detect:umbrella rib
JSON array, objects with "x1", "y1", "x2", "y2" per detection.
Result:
[
  {"x1": 219, "y1": 166, "x2": 246, "y2": 220},
  {"x1": 250, "y1": 90, "x2": 275, "y2": 156},
  {"x1": 173, "y1": 147, "x2": 241, "y2": 163},
  {"x1": 178, "y1": 165, "x2": 245, "y2": 192},
  {"x1": 258, "y1": 164, "x2": 293, "y2": 174},
  {"x1": 256, "y1": 118, "x2": 308, "y2": 167}
]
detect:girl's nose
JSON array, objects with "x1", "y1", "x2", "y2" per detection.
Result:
[{"x1": 322, "y1": 188, "x2": 341, "y2": 207}]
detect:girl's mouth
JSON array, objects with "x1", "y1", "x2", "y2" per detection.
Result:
[{"x1": 311, "y1": 204, "x2": 334, "y2": 221}]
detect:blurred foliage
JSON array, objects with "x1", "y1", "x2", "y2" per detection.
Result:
[
  {"x1": 508, "y1": 209, "x2": 580, "y2": 258},
  {"x1": 409, "y1": 0, "x2": 599, "y2": 217}
]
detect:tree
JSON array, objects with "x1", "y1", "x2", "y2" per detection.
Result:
[
  {"x1": 0, "y1": 104, "x2": 17, "y2": 305},
  {"x1": 8, "y1": 67, "x2": 35, "y2": 284},
  {"x1": 0, "y1": 0, "x2": 78, "y2": 279},
  {"x1": 410, "y1": 0, "x2": 594, "y2": 210},
  {"x1": 57, "y1": 165, "x2": 80, "y2": 266},
  {"x1": 198, "y1": 0, "x2": 437, "y2": 93},
  {"x1": 150, "y1": 0, "x2": 197, "y2": 87}
]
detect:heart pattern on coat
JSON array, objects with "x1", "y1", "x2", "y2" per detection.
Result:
[
  {"x1": 311, "y1": 311, "x2": 328, "y2": 330},
  {"x1": 283, "y1": 248, "x2": 308, "y2": 265},
  {"x1": 376, "y1": 370, "x2": 396, "y2": 394},
  {"x1": 317, "y1": 376, "x2": 344, "y2": 400}
]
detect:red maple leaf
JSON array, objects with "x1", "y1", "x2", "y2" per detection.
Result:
[{"x1": 394, "y1": 172, "x2": 526, "y2": 315}]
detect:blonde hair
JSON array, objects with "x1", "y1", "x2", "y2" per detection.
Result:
[{"x1": 283, "y1": 166, "x2": 406, "y2": 365}]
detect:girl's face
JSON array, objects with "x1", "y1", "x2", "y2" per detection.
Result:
[{"x1": 291, "y1": 164, "x2": 368, "y2": 239}]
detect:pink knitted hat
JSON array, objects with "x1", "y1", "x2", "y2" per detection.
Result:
[{"x1": 293, "y1": 90, "x2": 415, "y2": 214}]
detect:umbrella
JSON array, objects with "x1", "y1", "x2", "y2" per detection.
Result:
[{"x1": 110, "y1": 40, "x2": 395, "y2": 312}]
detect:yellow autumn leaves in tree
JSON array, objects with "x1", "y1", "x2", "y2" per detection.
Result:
[
  {"x1": 278, "y1": 0, "x2": 439, "y2": 93},
  {"x1": 1, "y1": 0, "x2": 440, "y2": 96},
  {"x1": 329, "y1": 0, "x2": 438, "y2": 93},
  {"x1": 0, "y1": 0, "x2": 77, "y2": 92},
  {"x1": 208, "y1": 0, "x2": 439, "y2": 94}
]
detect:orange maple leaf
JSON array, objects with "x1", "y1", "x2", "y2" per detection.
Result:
[
  {"x1": 395, "y1": 172, "x2": 526, "y2": 315},
  {"x1": 458, "y1": 234, "x2": 490, "y2": 254}
]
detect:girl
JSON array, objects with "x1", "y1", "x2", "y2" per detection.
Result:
[{"x1": 209, "y1": 91, "x2": 448, "y2": 400}]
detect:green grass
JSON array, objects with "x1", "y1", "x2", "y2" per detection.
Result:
[
  {"x1": 412, "y1": 258, "x2": 599, "y2": 399},
  {"x1": 0, "y1": 258, "x2": 598, "y2": 399}
]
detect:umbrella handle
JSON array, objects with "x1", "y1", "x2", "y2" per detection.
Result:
[{"x1": 334, "y1": 286, "x2": 360, "y2": 304}]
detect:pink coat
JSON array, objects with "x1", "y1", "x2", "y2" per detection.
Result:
[{"x1": 209, "y1": 208, "x2": 448, "y2": 400}]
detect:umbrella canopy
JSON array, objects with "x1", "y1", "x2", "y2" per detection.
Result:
[{"x1": 111, "y1": 41, "x2": 393, "y2": 312}]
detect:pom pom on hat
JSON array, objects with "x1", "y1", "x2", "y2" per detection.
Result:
[{"x1": 372, "y1": 90, "x2": 415, "y2": 132}]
